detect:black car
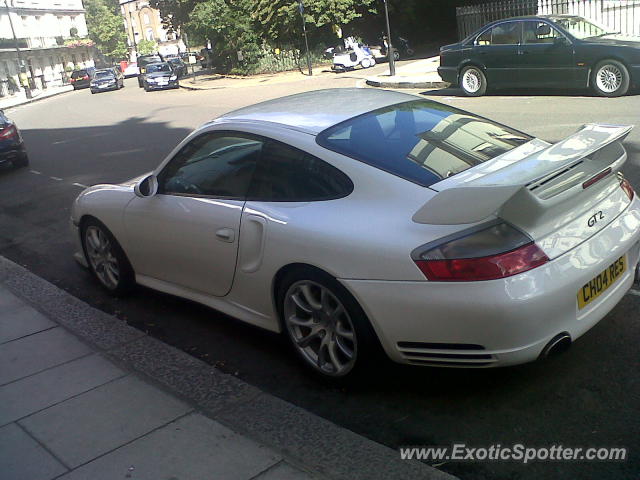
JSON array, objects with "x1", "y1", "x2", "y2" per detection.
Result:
[
  {"x1": 167, "y1": 58, "x2": 187, "y2": 78},
  {"x1": 137, "y1": 54, "x2": 164, "y2": 87},
  {"x1": 70, "y1": 67, "x2": 96, "y2": 90},
  {"x1": 89, "y1": 68, "x2": 124, "y2": 94},
  {"x1": 0, "y1": 110, "x2": 28, "y2": 168},
  {"x1": 142, "y1": 62, "x2": 179, "y2": 91},
  {"x1": 438, "y1": 15, "x2": 640, "y2": 97}
]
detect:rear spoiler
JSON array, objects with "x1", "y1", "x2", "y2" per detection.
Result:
[{"x1": 413, "y1": 124, "x2": 633, "y2": 225}]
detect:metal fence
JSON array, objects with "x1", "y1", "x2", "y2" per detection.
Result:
[{"x1": 456, "y1": 0, "x2": 640, "y2": 40}]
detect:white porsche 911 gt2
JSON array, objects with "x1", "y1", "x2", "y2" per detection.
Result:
[{"x1": 71, "y1": 88, "x2": 640, "y2": 378}]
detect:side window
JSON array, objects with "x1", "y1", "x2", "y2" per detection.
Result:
[
  {"x1": 476, "y1": 28, "x2": 491, "y2": 45},
  {"x1": 158, "y1": 133, "x2": 262, "y2": 198},
  {"x1": 523, "y1": 22, "x2": 561, "y2": 44},
  {"x1": 489, "y1": 22, "x2": 521, "y2": 45},
  {"x1": 249, "y1": 141, "x2": 353, "y2": 202}
]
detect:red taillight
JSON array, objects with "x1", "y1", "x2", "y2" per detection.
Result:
[
  {"x1": 83, "y1": 75, "x2": 89, "y2": 80},
  {"x1": 620, "y1": 177, "x2": 634, "y2": 201},
  {"x1": 0, "y1": 125, "x2": 17, "y2": 139},
  {"x1": 415, "y1": 243, "x2": 549, "y2": 281}
]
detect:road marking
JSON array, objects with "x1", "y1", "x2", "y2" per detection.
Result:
[
  {"x1": 100, "y1": 148, "x2": 144, "y2": 157},
  {"x1": 72, "y1": 182, "x2": 88, "y2": 188},
  {"x1": 30, "y1": 170, "x2": 41, "y2": 174},
  {"x1": 50, "y1": 176, "x2": 63, "y2": 181}
]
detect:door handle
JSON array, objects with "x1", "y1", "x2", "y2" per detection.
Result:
[{"x1": 215, "y1": 228, "x2": 235, "y2": 243}]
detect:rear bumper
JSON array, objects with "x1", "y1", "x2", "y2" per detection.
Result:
[
  {"x1": 0, "y1": 142, "x2": 26, "y2": 165},
  {"x1": 341, "y1": 198, "x2": 640, "y2": 367},
  {"x1": 437, "y1": 66, "x2": 458, "y2": 84}
]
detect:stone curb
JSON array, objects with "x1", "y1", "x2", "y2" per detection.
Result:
[
  {"x1": 365, "y1": 78, "x2": 450, "y2": 89},
  {"x1": 0, "y1": 255, "x2": 457, "y2": 480}
]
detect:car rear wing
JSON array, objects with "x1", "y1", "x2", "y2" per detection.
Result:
[{"x1": 413, "y1": 124, "x2": 633, "y2": 225}]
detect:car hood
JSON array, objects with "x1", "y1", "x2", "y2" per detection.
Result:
[{"x1": 582, "y1": 34, "x2": 640, "y2": 48}]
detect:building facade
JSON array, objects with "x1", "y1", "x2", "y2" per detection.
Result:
[
  {"x1": 119, "y1": 0, "x2": 185, "y2": 60},
  {"x1": 0, "y1": 0, "x2": 94, "y2": 98}
]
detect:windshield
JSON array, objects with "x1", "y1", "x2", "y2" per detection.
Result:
[
  {"x1": 147, "y1": 63, "x2": 171, "y2": 73},
  {"x1": 317, "y1": 100, "x2": 531, "y2": 187},
  {"x1": 551, "y1": 17, "x2": 613, "y2": 39},
  {"x1": 95, "y1": 71, "x2": 114, "y2": 79}
]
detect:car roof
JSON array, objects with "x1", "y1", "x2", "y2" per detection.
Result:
[{"x1": 217, "y1": 88, "x2": 418, "y2": 135}]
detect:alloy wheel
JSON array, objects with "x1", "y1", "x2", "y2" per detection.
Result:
[
  {"x1": 84, "y1": 225, "x2": 120, "y2": 290},
  {"x1": 596, "y1": 65, "x2": 623, "y2": 93},
  {"x1": 463, "y1": 68, "x2": 481, "y2": 93},
  {"x1": 284, "y1": 280, "x2": 357, "y2": 376}
]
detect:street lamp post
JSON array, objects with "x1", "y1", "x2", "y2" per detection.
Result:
[
  {"x1": 3, "y1": 0, "x2": 31, "y2": 98},
  {"x1": 382, "y1": 0, "x2": 395, "y2": 76},
  {"x1": 298, "y1": 1, "x2": 312, "y2": 76}
]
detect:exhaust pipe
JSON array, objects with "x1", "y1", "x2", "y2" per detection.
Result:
[{"x1": 539, "y1": 332, "x2": 572, "y2": 359}]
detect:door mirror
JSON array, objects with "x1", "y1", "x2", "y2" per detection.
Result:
[{"x1": 134, "y1": 174, "x2": 158, "y2": 198}]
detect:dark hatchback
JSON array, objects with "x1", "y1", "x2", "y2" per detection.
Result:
[
  {"x1": 142, "y1": 62, "x2": 179, "y2": 91},
  {"x1": 438, "y1": 15, "x2": 640, "y2": 97},
  {"x1": 70, "y1": 67, "x2": 96, "y2": 90},
  {"x1": 0, "y1": 110, "x2": 28, "y2": 168}
]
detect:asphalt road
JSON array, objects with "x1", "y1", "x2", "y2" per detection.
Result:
[{"x1": 1, "y1": 74, "x2": 639, "y2": 480}]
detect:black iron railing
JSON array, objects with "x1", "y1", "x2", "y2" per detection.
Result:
[{"x1": 456, "y1": 0, "x2": 640, "y2": 40}]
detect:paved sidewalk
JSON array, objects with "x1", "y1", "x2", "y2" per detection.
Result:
[
  {"x1": 0, "y1": 85, "x2": 74, "y2": 111},
  {"x1": 365, "y1": 56, "x2": 449, "y2": 89},
  {"x1": 0, "y1": 255, "x2": 455, "y2": 480},
  {"x1": 179, "y1": 65, "x2": 335, "y2": 91}
]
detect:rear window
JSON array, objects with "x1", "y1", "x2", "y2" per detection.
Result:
[
  {"x1": 316, "y1": 100, "x2": 532, "y2": 187},
  {"x1": 71, "y1": 70, "x2": 88, "y2": 78}
]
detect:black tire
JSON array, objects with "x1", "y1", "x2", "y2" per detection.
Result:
[
  {"x1": 277, "y1": 267, "x2": 383, "y2": 380},
  {"x1": 460, "y1": 65, "x2": 487, "y2": 97},
  {"x1": 90, "y1": 89, "x2": 96, "y2": 94},
  {"x1": 144, "y1": 84, "x2": 150, "y2": 92},
  {"x1": 12, "y1": 151, "x2": 28, "y2": 168},
  {"x1": 80, "y1": 218, "x2": 135, "y2": 296},
  {"x1": 592, "y1": 59, "x2": 630, "y2": 97}
]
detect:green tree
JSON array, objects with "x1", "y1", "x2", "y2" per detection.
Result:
[
  {"x1": 84, "y1": 0, "x2": 129, "y2": 60},
  {"x1": 254, "y1": 0, "x2": 376, "y2": 45},
  {"x1": 137, "y1": 39, "x2": 158, "y2": 55}
]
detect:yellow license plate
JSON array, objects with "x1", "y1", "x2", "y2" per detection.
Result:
[{"x1": 577, "y1": 255, "x2": 627, "y2": 310}]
